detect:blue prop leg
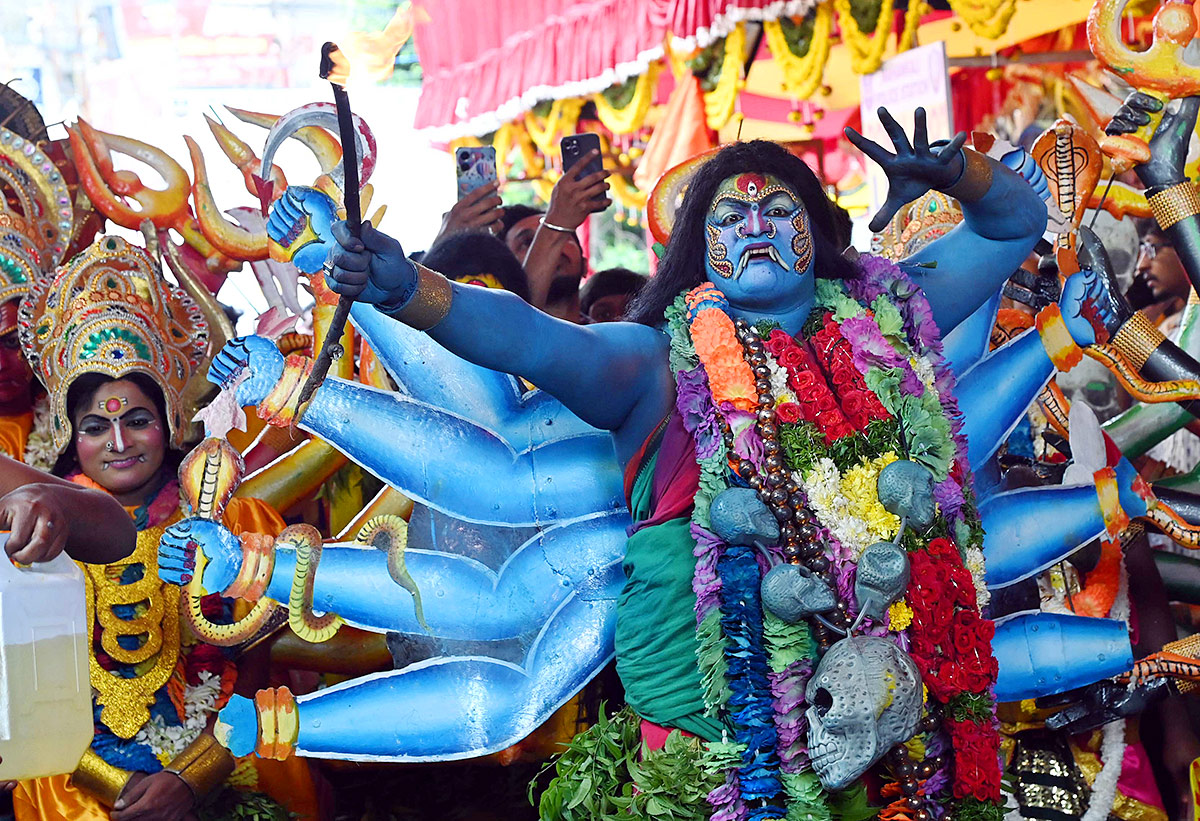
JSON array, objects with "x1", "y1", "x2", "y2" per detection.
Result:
[
  {"x1": 220, "y1": 568, "x2": 622, "y2": 761},
  {"x1": 957, "y1": 326, "x2": 1054, "y2": 472},
  {"x1": 263, "y1": 513, "x2": 627, "y2": 639}
]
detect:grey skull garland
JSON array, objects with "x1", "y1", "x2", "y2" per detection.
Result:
[{"x1": 708, "y1": 456, "x2": 935, "y2": 790}]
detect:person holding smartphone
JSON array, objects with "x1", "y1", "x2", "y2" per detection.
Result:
[{"x1": 520, "y1": 147, "x2": 611, "y2": 322}]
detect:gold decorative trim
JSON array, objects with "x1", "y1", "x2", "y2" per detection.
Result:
[
  {"x1": 165, "y1": 733, "x2": 235, "y2": 799},
  {"x1": 71, "y1": 749, "x2": 133, "y2": 807},
  {"x1": 1148, "y1": 180, "x2": 1200, "y2": 230},
  {"x1": 1112, "y1": 312, "x2": 1166, "y2": 371},
  {"x1": 392, "y1": 264, "x2": 453, "y2": 331},
  {"x1": 83, "y1": 521, "x2": 182, "y2": 739},
  {"x1": 941, "y1": 149, "x2": 993, "y2": 203}
]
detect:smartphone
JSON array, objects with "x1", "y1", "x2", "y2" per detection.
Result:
[
  {"x1": 561, "y1": 133, "x2": 603, "y2": 178},
  {"x1": 455, "y1": 146, "x2": 498, "y2": 200}
]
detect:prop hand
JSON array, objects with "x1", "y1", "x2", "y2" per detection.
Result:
[
  {"x1": 112, "y1": 770, "x2": 195, "y2": 821},
  {"x1": 158, "y1": 517, "x2": 242, "y2": 594},
  {"x1": 327, "y1": 221, "x2": 420, "y2": 308},
  {"x1": 265, "y1": 186, "x2": 339, "y2": 275},
  {"x1": 545, "y1": 151, "x2": 611, "y2": 229},
  {"x1": 845, "y1": 106, "x2": 968, "y2": 232},
  {"x1": 435, "y1": 182, "x2": 503, "y2": 242},
  {"x1": 208, "y1": 335, "x2": 285, "y2": 408},
  {"x1": 1059, "y1": 226, "x2": 1134, "y2": 347},
  {"x1": 1127, "y1": 95, "x2": 1200, "y2": 189},
  {"x1": 1104, "y1": 91, "x2": 1162, "y2": 137}
]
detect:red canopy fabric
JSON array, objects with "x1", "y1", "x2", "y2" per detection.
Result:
[{"x1": 412, "y1": 0, "x2": 818, "y2": 137}]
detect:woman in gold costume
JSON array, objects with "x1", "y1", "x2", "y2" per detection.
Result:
[{"x1": 10, "y1": 235, "x2": 319, "y2": 821}]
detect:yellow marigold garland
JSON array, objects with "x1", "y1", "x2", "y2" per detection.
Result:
[
  {"x1": 946, "y1": 0, "x2": 1016, "y2": 40},
  {"x1": 834, "y1": 0, "x2": 894, "y2": 75},
  {"x1": 593, "y1": 63, "x2": 662, "y2": 135},
  {"x1": 839, "y1": 452, "x2": 902, "y2": 545},
  {"x1": 763, "y1": 5, "x2": 833, "y2": 100},
  {"x1": 897, "y1": 0, "x2": 927, "y2": 52},
  {"x1": 704, "y1": 24, "x2": 747, "y2": 131},
  {"x1": 524, "y1": 98, "x2": 584, "y2": 157}
]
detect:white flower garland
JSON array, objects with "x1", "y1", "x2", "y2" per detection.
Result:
[
  {"x1": 133, "y1": 671, "x2": 224, "y2": 762},
  {"x1": 1080, "y1": 555, "x2": 1129, "y2": 821},
  {"x1": 797, "y1": 458, "x2": 876, "y2": 558},
  {"x1": 23, "y1": 395, "x2": 56, "y2": 471}
]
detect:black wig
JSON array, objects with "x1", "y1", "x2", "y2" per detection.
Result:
[{"x1": 626, "y1": 140, "x2": 857, "y2": 325}]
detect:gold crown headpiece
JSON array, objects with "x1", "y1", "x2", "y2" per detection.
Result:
[
  {"x1": 871, "y1": 190, "x2": 963, "y2": 262},
  {"x1": 0, "y1": 126, "x2": 74, "y2": 313},
  {"x1": 18, "y1": 235, "x2": 207, "y2": 455}
]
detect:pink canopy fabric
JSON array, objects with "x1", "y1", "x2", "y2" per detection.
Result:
[{"x1": 412, "y1": 0, "x2": 816, "y2": 137}]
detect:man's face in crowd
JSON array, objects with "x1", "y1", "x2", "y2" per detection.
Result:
[
  {"x1": 586, "y1": 292, "x2": 635, "y2": 323},
  {"x1": 1138, "y1": 232, "x2": 1191, "y2": 302},
  {"x1": 505, "y1": 214, "x2": 584, "y2": 279},
  {"x1": 0, "y1": 303, "x2": 32, "y2": 411}
]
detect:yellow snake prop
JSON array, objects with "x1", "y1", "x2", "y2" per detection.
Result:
[
  {"x1": 356, "y1": 515, "x2": 426, "y2": 631},
  {"x1": 1083, "y1": 345, "x2": 1200, "y2": 403},
  {"x1": 179, "y1": 438, "x2": 277, "y2": 647},
  {"x1": 282, "y1": 524, "x2": 343, "y2": 643}
]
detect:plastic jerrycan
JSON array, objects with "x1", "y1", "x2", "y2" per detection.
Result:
[{"x1": 0, "y1": 535, "x2": 93, "y2": 780}]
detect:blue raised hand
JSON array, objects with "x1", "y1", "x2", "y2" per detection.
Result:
[
  {"x1": 844, "y1": 107, "x2": 969, "y2": 233},
  {"x1": 326, "y1": 221, "x2": 420, "y2": 309},
  {"x1": 158, "y1": 517, "x2": 243, "y2": 594},
  {"x1": 266, "y1": 185, "x2": 339, "y2": 274},
  {"x1": 208, "y1": 335, "x2": 285, "y2": 407}
]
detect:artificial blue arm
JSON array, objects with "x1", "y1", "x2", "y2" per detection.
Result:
[
  {"x1": 957, "y1": 327, "x2": 1054, "y2": 472},
  {"x1": 295, "y1": 375, "x2": 626, "y2": 526},
  {"x1": 942, "y1": 289, "x2": 1001, "y2": 378},
  {"x1": 260, "y1": 513, "x2": 627, "y2": 638},
  {"x1": 349, "y1": 301, "x2": 599, "y2": 444},
  {"x1": 218, "y1": 565, "x2": 622, "y2": 762}
]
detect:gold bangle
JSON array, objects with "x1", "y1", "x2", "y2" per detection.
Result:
[
  {"x1": 71, "y1": 749, "x2": 133, "y2": 807},
  {"x1": 225, "y1": 532, "x2": 276, "y2": 601},
  {"x1": 256, "y1": 354, "x2": 313, "y2": 427},
  {"x1": 1148, "y1": 181, "x2": 1200, "y2": 230},
  {"x1": 1034, "y1": 304, "x2": 1083, "y2": 372},
  {"x1": 940, "y1": 148, "x2": 993, "y2": 203},
  {"x1": 391, "y1": 264, "x2": 453, "y2": 331},
  {"x1": 164, "y1": 733, "x2": 235, "y2": 800},
  {"x1": 1111, "y1": 311, "x2": 1166, "y2": 371},
  {"x1": 1094, "y1": 466, "x2": 1130, "y2": 540},
  {"x1": 254, "y1": 686, "x2": 299, "y2": 760}
]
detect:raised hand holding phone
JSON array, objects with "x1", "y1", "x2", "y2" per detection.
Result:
[{"x1": 455, "y1": 146, "x2": 499, "y2": 199}]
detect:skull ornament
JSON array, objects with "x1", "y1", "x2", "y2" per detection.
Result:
[{"x1": 806, "y1": 636, "x2": 923, "y2": 790}]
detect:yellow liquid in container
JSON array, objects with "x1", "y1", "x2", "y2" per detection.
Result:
[{"x1": 0, "y1": 544, "x2": 92, "y2": 781}]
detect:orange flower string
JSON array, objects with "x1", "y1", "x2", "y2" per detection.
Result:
[{"x1": 687, "y1": 285, "x2": 757, "y2": 411}]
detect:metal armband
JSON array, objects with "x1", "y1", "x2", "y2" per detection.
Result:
[
  {"x1": 1147, "y1": 181, "x2": 1200, "y2": 230},
  {"x1": 70, "y1": 748, "x2": 134, "y2": 807},
  {"x1": 940, "y1": 148, "x2": 993, "y2": 203},
  {"x1": 1111, "y1": 312, "x2": 1166, "y2": 371},
  {"x1": 163, "y1": 733, "x2": 235, "y2": 799},
  {"x1": 384, "y1": 264, "x2": 453, "y2": 331}
]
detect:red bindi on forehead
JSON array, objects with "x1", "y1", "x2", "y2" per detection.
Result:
[{"x1": 736, "y1": 174, "x2": 768, "y2": 196}]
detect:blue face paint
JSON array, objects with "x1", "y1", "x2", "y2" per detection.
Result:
[{"x1": 704, "y1": 173, "x2": 814, "y2": 313}]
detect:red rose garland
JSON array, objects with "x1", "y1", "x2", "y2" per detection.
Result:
[{"x1": 906, "y1": 537, "x2": 1002, "y2": 803}]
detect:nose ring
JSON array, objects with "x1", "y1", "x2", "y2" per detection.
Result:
[{"x1": 105, "y1": 442, "x2": 114, "y2": 452}]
